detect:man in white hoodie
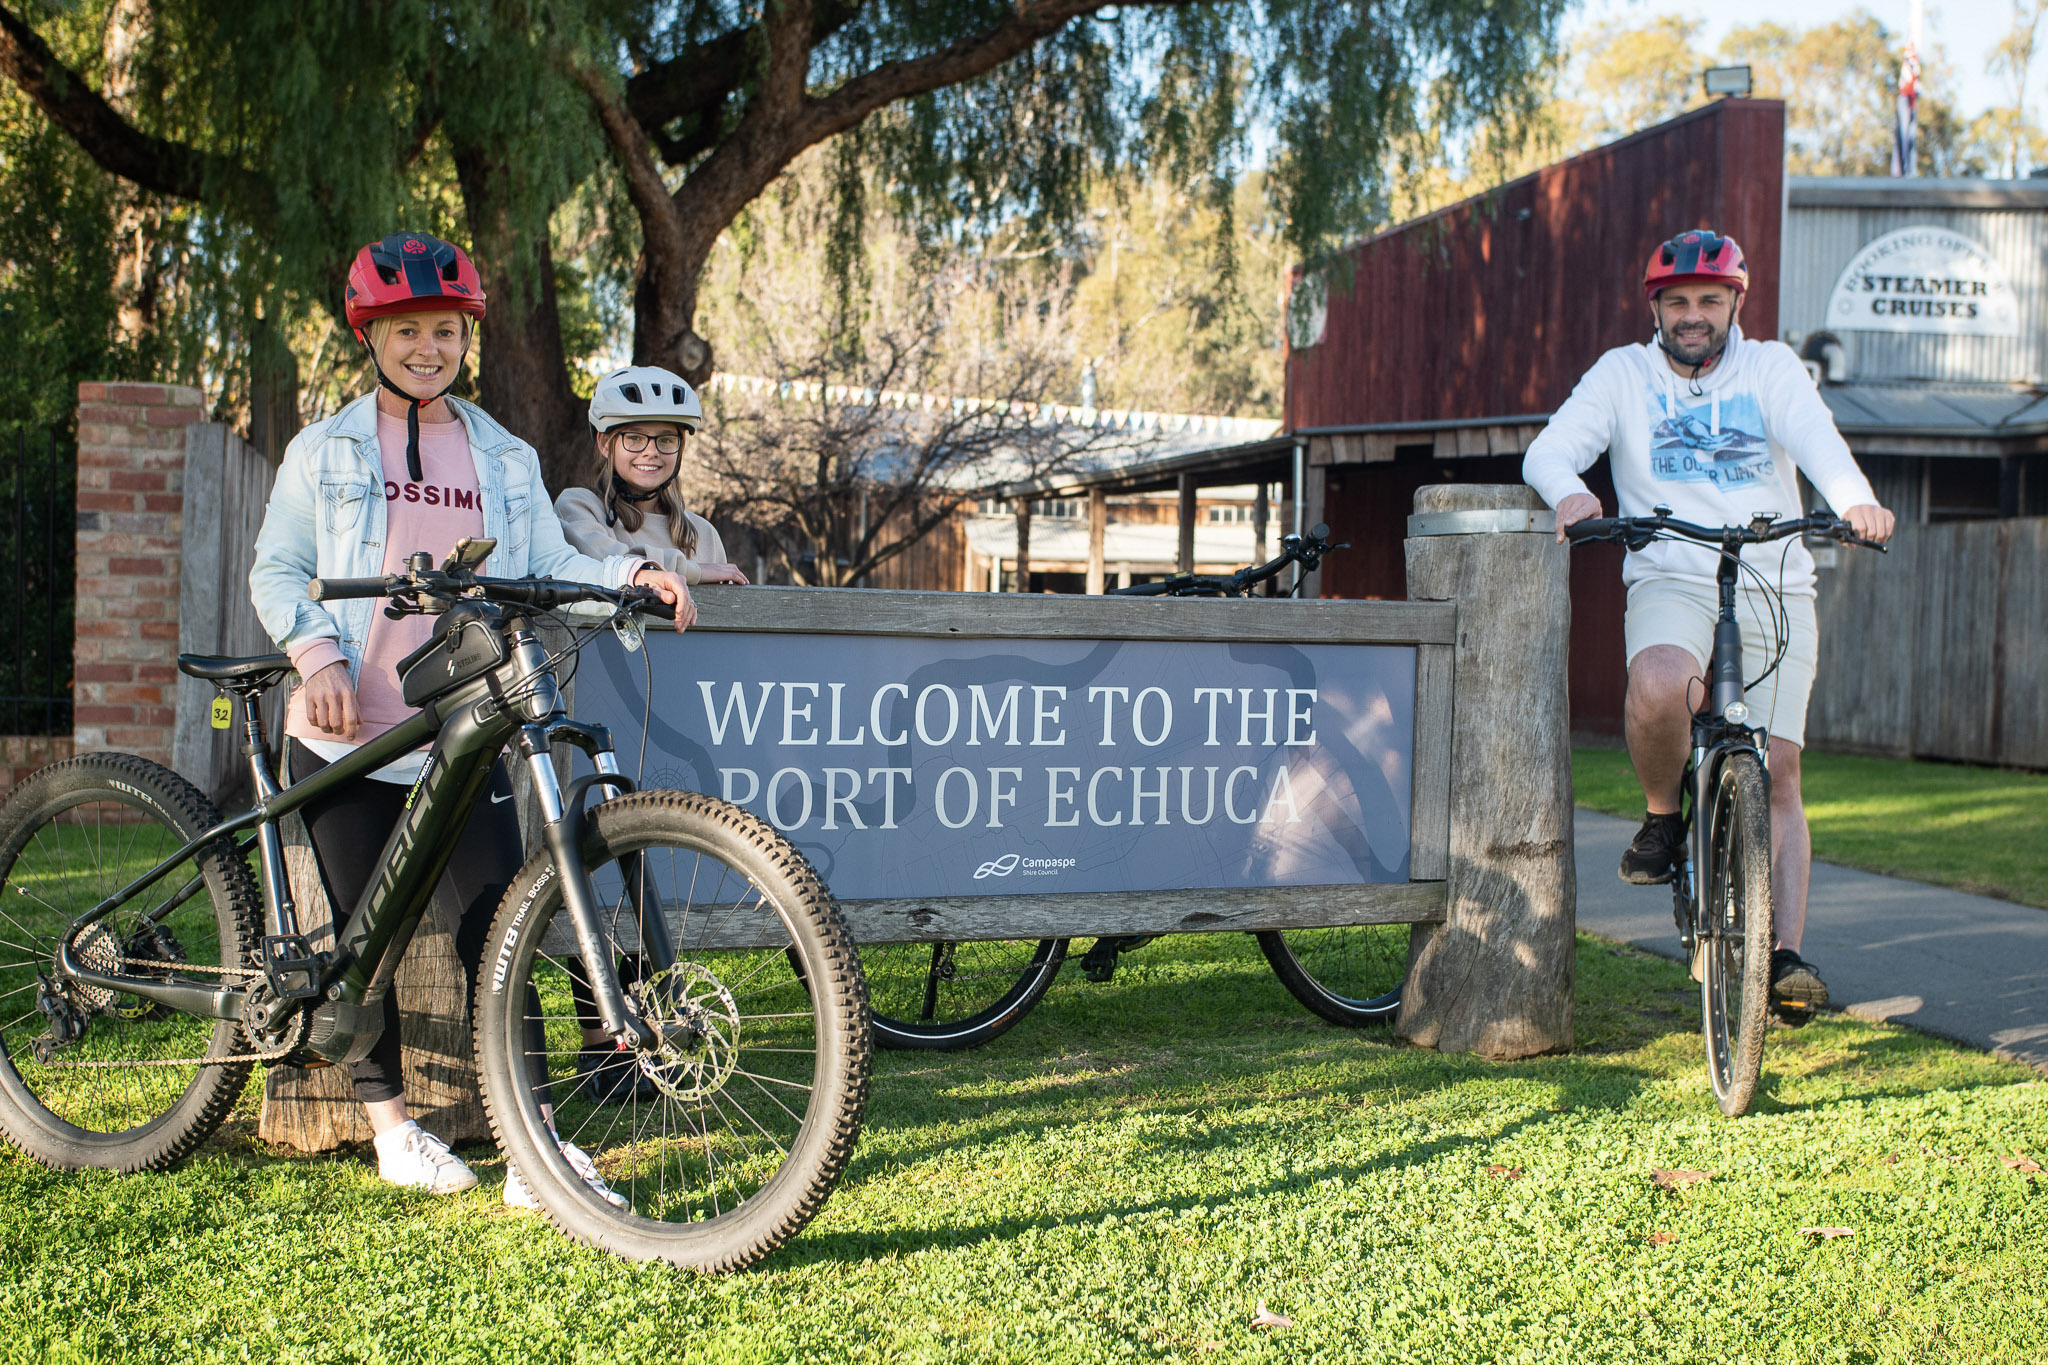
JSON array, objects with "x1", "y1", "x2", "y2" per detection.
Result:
[{"x1": 1522, "y1": 229, "x2": 1896, "y2": 1024}]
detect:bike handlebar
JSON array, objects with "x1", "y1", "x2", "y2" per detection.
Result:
[
  {"x1": 1105, "y1": 523, "x2": 1346, "y2": 597},
  {"x1": 310, "y1": 569, "x2": 664, "y2": 615},
  {"x1": 1563, "y1": 511, "x2": 1888, "y2": 553}
]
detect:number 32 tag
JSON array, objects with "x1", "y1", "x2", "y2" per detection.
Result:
[{"x1": 209, "y1": 696, "x2": 233, "y2": 729}]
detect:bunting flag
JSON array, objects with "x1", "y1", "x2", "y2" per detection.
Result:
[{"x1": 1889, "y1": 43, "x2": 1920, "y2": 178}]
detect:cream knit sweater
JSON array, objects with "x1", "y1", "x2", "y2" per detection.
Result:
[{"x1": 555, "y1": 487, "x2": 728, "y2": 586}]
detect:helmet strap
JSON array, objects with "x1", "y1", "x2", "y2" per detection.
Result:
[
  {"x1": 364, "y1": 334, "x2": 461, "y2": 483},
  {"x1": 1653, "y1": 327, "x2": 1726, "y2": 396},
  {"x1": 609, "y1": 468, "x2": 677, "y2": 509}
]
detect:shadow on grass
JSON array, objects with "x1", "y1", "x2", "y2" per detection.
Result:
[{"x1": 794, "y1": 1053, "x2": 1651, "y2": 1265}]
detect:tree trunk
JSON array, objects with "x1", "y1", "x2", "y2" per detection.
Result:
[
  {"x1": 452, "y1": 143, "x2": 590, "y2": 496},
  {"x1": 1395, "y1": 483, "x2": 1575, "y2": 1059}
]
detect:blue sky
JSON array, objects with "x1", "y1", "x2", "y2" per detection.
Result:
[{"x1": 1570, "y1": 0, "x2": 2012, "y2": 118}]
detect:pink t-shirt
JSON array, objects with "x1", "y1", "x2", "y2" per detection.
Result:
[{"x1": 285, "y1": 407, "x2": 484, "y2": 750}]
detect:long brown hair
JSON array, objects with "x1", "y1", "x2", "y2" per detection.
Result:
[{"x1": 593, "y1": 431, "x2": 698, "y2": 559}]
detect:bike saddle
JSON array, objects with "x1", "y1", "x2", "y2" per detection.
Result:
[{"x1": 176, "y1": 652, "x2": 295, "y2": 687}]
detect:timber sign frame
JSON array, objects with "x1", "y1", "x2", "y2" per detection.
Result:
[{"x1": 563, "y1": 484, "x2": 1575, "y2": 1060}]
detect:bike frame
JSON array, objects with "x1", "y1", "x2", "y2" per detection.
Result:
[
  {"x1": 1674, "y1": 529, "x2": 1771, "y2": 955},
  {"x1": 52, "y1": 604, "x2": 670, "y2": 1059}
]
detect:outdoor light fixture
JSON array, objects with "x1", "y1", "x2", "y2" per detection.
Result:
[{"x1": 1703, "y1": 66, "x2": 1753, "y2": 97}]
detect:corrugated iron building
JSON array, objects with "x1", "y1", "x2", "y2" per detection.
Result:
[{"x1": 1023, "y1": 98, "x2": 2048, "y2": 745}]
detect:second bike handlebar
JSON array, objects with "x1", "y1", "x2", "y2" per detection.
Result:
[{"x1": 1107, "y1": 523, "x2": 1346, "y2": 597}]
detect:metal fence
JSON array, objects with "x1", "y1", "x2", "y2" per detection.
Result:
[{"x1": 0, "y1": 428, "x2": 74, "y2": 735}]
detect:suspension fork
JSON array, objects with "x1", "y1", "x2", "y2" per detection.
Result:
[{"x1": 516, "y1": 722, "x2": 661, "y2": 1049}]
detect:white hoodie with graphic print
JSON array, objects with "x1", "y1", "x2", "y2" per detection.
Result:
[{"x1": 1521, "y1": 325, "x2": 1876, "y2": 597}]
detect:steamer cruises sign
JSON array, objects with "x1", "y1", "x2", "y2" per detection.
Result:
[{"x1": 1825, "y1": 227, "x2": 2020, "y2": 336}]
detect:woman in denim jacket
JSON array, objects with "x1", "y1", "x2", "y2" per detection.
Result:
[{"x1": 249, "y1": 232, "x2": 691, "y2": 1204}]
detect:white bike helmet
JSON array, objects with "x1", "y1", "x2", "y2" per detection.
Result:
[{"x1": 589, "y1": 365, "x2": 703, "y2": 433}]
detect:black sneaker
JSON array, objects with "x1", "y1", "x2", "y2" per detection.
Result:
[
  {"x1": 1619, "y1": 812, "x2": 1685, "y2": 885},
  {"x1": 1769, "y1": 949, "x2": 1828, "y2": 1026},
  {"x1": 576, "y1": 1045, "x2": 652, "y2": 1104}
]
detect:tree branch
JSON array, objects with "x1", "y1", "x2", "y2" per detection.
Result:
[
  {"x1": 625, "y1": 0, "x2": 866, "y2": 160},
  {"x1": 788, "y1": 0, "x2": 1177, "y2": 149},
  {"x1": 0, "y1": 2, "x2": 272, "y2": 215}
]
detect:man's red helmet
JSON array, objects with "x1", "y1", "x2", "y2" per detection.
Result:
[
  {"x1": 344, "y1": 231, "x2": 486, "y2": 342},
  {"x1": 1643, "y1": 230, "x2": 1749, "y2": 301}
]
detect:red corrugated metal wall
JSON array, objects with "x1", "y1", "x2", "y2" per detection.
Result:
[
  {"x1": 1286, "y1": 99, "x2": 1785, "y2": 429},
  {"x1": 1290, "y1": 100, "x2": 1786, "y2": 740}
]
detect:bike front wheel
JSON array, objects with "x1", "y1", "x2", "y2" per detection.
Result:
[
  {"x1": 1702, "y1": 752, "x2": 1774, "y2": 1116},
  {"x1": 865, "y1": 938, "x2": 1067, "y2": 1051},
  {"x1": 474, "y1": 791, "x2": 869, "y2": 1271},
  {"x1": 0, "y1": 754, "x2": 260, "y2": 1172},
  {"x1": 1256, "y1": 925, "x2": 1408, "y2": 1026}
]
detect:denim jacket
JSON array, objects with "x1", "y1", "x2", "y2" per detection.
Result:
[{"x1": 250, "y1": 392, "x2": 644, "y2": 679}]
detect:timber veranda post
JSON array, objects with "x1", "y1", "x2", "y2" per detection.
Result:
[{"x1": 1396, "y1": 484, "x2": 1576, "y2": 1058}]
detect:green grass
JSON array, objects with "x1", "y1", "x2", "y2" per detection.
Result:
[
  {"x1": 3, "y1": 933, "x2": 2043, "y2": 1364},
  {"x1": 1575, "y1": 747, "x2": 2048, "y2": 909}
]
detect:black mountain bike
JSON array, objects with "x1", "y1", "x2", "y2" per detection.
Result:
[
  {"x1": 864, "y1": 524, "x2": 1404, "y2": 1050},
  {"x1": 0, "y1": 542, "x2": 869, "y2": 1270},
  {"x1": 1566, "y1": 508, "x2": 1882, "y2": 1115}
]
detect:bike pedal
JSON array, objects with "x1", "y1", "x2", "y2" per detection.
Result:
[
  {"x1": 1079, "y1": 939, "x2": 1121, "y2": 984},
  {"x1": 261, "y1": 935, "x2": 326, "y2": 1001}
]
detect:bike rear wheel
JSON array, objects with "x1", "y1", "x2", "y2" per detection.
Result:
[
  {"x1": 474, "y1": 791, "x2": 869, "y2": 1271},
  {"x1": 1702, "y1": 752, "x2": 1774, "y2": 1116},
  {"x1": 865, "y1": 938, "x2": 1066, "y2": 1050},
  {"x1": 1256, "y1": 925, "x2": 1407, "y2": 1026},
  {"x1": 0, "y1": 754, "x2": 260, "y2": 1171}
]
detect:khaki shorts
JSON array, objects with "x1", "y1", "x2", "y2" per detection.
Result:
[{"x1": 1623, "y1": 578, "x2": 1819, "y2": 748}]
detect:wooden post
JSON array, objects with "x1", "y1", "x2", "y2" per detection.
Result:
[
  {"x1": 1086, "y1": 489, "x2": 1107, "y2": 595},
  {"x1": 1396, "y1": 484, "x2": 1575, "y2": 1059},
  {"x1": 1176, "y1": 474, "x2": 1196, "y2": 574},
  {"x1": 1252, "y1": 481, "x2": 1269, "y2": 566},
  {"x1": 259, "y1": 770, "x2": 492, "y2": 1150},
  {"x1": 1014, "y1": 498, "x2": 1032, "y2": 591}
]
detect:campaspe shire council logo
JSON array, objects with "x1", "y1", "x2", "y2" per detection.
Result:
[{"x1": 973, "y1": 854, "x2": 1078, "y2": 879}]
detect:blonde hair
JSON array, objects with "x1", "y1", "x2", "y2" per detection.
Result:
[{"x1": 594, "y1": 429, "x2": 698, "y2": 559}]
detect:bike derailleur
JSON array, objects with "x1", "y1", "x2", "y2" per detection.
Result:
[{"x1": 30, "y1": 972, "x2": 88, "y2": 1064}]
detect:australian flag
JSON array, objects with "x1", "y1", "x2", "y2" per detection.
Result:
[{"x1": 1889, "y1": 45, "x2": 1920, "y2": 178}]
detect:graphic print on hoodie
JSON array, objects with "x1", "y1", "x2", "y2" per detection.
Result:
[{"x1": 1644, "y1": 386, "x2": 1773, "y2": 491}]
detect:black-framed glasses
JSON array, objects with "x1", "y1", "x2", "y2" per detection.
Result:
[{"x1": 615, "y1": 431, "x2": 683, "y2": 454}]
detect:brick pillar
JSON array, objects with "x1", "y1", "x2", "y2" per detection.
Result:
[{"x1": 73, "y1": 382, "x2": 204, "y2": 765}]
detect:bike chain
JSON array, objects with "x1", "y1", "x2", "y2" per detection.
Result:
[{"x1": 37, "y1": 955, "x2": 300, "y2": 1070}]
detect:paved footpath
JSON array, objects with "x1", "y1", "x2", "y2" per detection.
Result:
[{"x1": 1573, "y1": 809, "x2": 2048, "y2": 1074}]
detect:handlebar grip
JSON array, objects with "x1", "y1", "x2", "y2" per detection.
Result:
[
  {"x1": 307, "y1": 575, "x2": 398, "y2": 601},
  {"x1": 1563, "y1": 518, "x2": 1621, "y2": 542}
]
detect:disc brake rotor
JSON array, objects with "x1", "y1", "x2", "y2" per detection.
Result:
[{"x1": 629, "y1": 962, "x2": 742, "y2": 1102}]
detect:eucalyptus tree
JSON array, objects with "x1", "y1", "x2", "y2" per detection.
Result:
[{"x1": 3, "y1": 0, "x2": 1569, "y2": 489}]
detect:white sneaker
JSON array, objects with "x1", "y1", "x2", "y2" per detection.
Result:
[
  {"x1": 373, "y1": 1121, "x2": 479, "y2": 1194},
  {"x1": 505, "y1": 1138, "x2": 630, "y2": 1212}
]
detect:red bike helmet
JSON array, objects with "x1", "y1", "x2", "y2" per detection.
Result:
[
  {"x1": 344, "y1": 231, "x2": 486, "y2": 344},
  {"x1": 344, "y1": 231, "x2": 487, "y2": 481},
  {"x1": 1643, "y1": 230, "x2": 1749, "y2": 301}
]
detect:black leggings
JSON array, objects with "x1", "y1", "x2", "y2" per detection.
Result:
[{"x1": 289, "y1": 739, "x2": 522, "y2": 1105}]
